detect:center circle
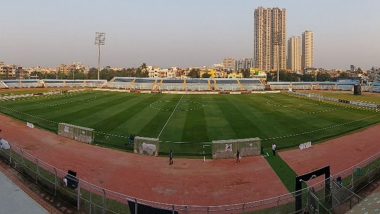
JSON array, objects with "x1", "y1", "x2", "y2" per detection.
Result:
[{"x1": 150, "y1": 100, "x2": 205, "y2": 112}]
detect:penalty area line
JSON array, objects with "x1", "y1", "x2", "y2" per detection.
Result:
[{"x1": 157, "y1": 95, "x2": 184, "y2": 139}]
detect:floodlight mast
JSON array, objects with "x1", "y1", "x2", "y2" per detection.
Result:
[
  {"x1": 95, "y1": 32, "x2": 106, "y2": 80},
  {"x1": 273, "y1": 32, "x2": 282, "y2": 82}
]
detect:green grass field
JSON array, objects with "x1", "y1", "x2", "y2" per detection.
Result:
[{"x1": 1, "y1": 90, "x2": 380, "y2": 156}]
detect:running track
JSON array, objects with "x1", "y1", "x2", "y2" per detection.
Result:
[
  {"x1": 0, "y1": 114, "x2": 287, "y2": 206},
  {"x1": 2, "y1": 113, "x2": 380, "y2": 208}
]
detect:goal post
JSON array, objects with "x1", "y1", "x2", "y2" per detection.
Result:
[
  {"x1": 212, "y1": 138, "x2": 261, "y2": 159},
  {"x1": 133, "y1": 136, "x2": 159, "y2": 156},
  {"x1": 58, "y1": 123, "x2": 95, "y2": 144}
]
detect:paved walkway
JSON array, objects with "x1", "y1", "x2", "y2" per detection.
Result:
[
  {"x1": 348, "y1": 192, "x2": 380, "y2": 213},
  {"x1": 0, "y1": 170, "x2": 47, "y2": 214},
  {"x1": 346, "y1": 179, "x2": 380, "y2": 213}
]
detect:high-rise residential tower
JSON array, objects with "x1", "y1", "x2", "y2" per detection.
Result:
[
  {"x1": 254, "y1": 7, "x2": 287, "y2": 71},
  {"x1": 287, "y1": 36, "x2": 302, "y2": 72},
  {"x1": 302, "y1": 30, "x2": 314, "y2": 70}
]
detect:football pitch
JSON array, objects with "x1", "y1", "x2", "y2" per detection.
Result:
[{"x1": 1, "y1": 90, "x2": 379, "y2": 156}]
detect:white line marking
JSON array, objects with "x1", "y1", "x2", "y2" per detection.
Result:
[{"x1": 157, "y1": 95, "x2": 184, "y2": 139}]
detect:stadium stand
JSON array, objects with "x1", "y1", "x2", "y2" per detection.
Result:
[
  {"x1": 371, "y1": 82, "x2": 380, "y2": 93},
  {"x1": 2, "y1": 79, "x2": 41, "y2": 88},
  {"x1": 315, "y1": 82, "x2": 337, "y2": 90},
  {"x1": 239, "y1": 79, "x2": 266, "y2": 91},
  {"x1": 134, "y1": 78, "x2": 155, "y2": 90},
  {"x1": 43, "y1": 79, "x2": 106, "y2": 88},
  {"x1": 268, "y1": 82, "x2": 295, "y2": 90},
  {"x1": 64, "y1": 80, "x2": 87, "y2": 87},
  {"x1": 268, "y1": 80, "x2": 359, "y2": 91},
  {"x1": 160, "y1": 79, "x2": 185, "y2": 91},
  {"x1": 215, "y1": 79, "x2": 240, "y2": 91},
  {"x1": 107, "y1": 77, "x2": 135, "y2": 89},
  {"x1": 185, "y1": 79, "x2": 210, "y2": 91},
  {"x1": 1, "y1": 78, "x2": 375, "y2": 94},
  {"x1": 42, "y1": 79, "x2": 67, "y2": 88},
  {"x1": 84, "y1": 80, "x2": 107, "y2": 88},
  {"x1": 336, "y1": 79, "x2": 359, "y2": 91}
]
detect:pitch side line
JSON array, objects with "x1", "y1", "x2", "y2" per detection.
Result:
[{"x1": 157, "y1": 95, "x2": 184, "y2": 139}]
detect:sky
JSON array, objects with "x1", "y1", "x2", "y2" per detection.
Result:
[{"x1": 0, "y1": 0, "x2": 379, "y2": 70}]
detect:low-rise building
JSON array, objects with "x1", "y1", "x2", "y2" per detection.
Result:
[
  {"x1": 0, "y1": 64, "x2": 17, "y2": 78},
  {"x1": 223, "y1": 58, "x2": 236, "y2": 71},
  {"x1": 368, "y1": 67, "x2": 380, "y2": 82}
]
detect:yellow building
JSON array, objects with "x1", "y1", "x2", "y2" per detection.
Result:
[{"x1": 250, "y1": 68, "x2": 267, "y2": 80}]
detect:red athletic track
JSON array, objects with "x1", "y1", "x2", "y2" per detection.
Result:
[
  {"x1": 280, "y1": 125, "x2": 380, "y2": 177},
  {"x1": 0, "y1": 114, "x2": 288, "y2": 207}
]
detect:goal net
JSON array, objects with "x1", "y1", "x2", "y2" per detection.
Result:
[
  {"x1": 133, "y1": 136, "x2": 159, "y2": 156},
  {"x1": 212, "y1": 138, "x2": 261, "y2": 159},
  {"x1": 58, "y1": 123, "x2": 94, "y2": 144}
]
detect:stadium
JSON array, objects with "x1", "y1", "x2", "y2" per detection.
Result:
[{"x1": 1, "y1": 78, "x2": 380, "y2": 213}]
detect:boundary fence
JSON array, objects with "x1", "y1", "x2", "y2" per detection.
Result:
[
  {"x1": 289, "y1": 91, "x2": 380, "y2": 112},
  {"x1": 1, "y1": 141, "x2": 380, "y2": 213}
]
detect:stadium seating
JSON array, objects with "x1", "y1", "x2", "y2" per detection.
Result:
[
  {"x1": 268, "y1": 82, "x2": 293, "y2": 90},
  {"x1": 43, "y1": 79, "x2": 67, "y2": 88},
  {"x1": 0, "y1": 77, "x2": 371, "y2": 94},
  {"x1": 134, "y1": 78, "x2": 155, "y2": 90},
  {"x1": 291, "y1": 82, "x2": 313, "y2": 90},
  {"x1": 83, "y1": 80, "x2": 107, "y2": 88},
  {"x1": 42, "y1": 79, "x2": 106, "y2": 88},
  {"x1": 215, "y1": 79, "x2": 240, "y2": 91},
  {"x1": 336, "y1": 79, "x2": 359, "y2": 91},
  {"x1": 64, "y1": 80, "x2": 86, "y2": 87},
  {"x1": 315, "y1": 82, "x2": 337, "y2": 90},
  {"x1": 2, "y1": 79, "x2": 41, "y2": 88},
  {"x1": 160, "y1": 79, "x2": 185, "y2": 91},
  {"x1": 239, "y1": 79, "x2": 265, "y2": 91},
  {"x1": 186, "y1": 79, "x2": 210, "y2": 91},
  {"x1": 107, "y1": 77, "x2": 135, "y2": 89},
  {"x1": 371, "y1": 82, "x2": 380, "y2": 93},
  {"x1": 268, "y1": 81, "x2": 359, "y2": 91}
]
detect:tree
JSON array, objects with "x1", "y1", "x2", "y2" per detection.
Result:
[
  {"x1": 87, "y1": 68, "x2": 98, "y2": 79},
  {"x1": 338, "y1": 72, "x2": 350, "y2": 79},
  {"x1": 30, "y1": 71, "x2": 43, "y2": 79},
  {"x1": 134, "y1": 63, "x2": 149, "y2": 78},
  {"x1": 241, "y1": 69, "x2": 250, "y2": 78},
  {"x1": 187, "y1": 69, "x2": 200, "y2": 78},
  {"x1": 201, "y1": 72, "x2": 211, "y2": 78},
  {"x1": 301, "y1": 74, "x2": 313, "y2": 82},
  {"x1": 316, "y1": 73, "x2": 332, "y2": 81}
]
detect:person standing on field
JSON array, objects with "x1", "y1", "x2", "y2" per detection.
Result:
[
  {"x1": 236, "y1": 150, "x2": 240, "y2": 163},
  {"x1": 169, "y1": 149, "x2": 173, "y2": 165},
  {"x1": 272, "y1": 144, "x2": 277, "y2": 156}
]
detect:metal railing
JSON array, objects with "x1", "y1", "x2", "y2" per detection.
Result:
[
  {"x1": 288, "y1": 91, "x2": 380, "y2": 111},
  {"x1": 1, "y1": 141, "x2": 380, "y2": 214}
]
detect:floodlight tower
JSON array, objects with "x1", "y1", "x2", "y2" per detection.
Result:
[
  {"x1": 95, "y1": 32, "x2": 106, "y2": 80},
  {"x1": 273, "y1": 32, "x2": 282, "y2": 82}
]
